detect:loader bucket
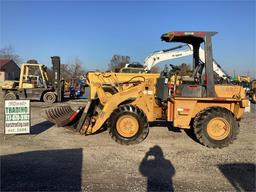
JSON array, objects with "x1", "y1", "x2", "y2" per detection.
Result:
[{"x1": 45, "y1": 106, "x2": 85, "y2": 127}]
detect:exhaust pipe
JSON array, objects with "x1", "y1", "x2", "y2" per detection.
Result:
[{"x1": 51, "y1": 56, "x2": 64, "y2": 102}]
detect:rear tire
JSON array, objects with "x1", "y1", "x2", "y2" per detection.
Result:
[
  {"x1": 250, "y1": 92, "x2": 256, "y2": 104},
  {"x1": 43, "y1": 92, "x2": 57, "y2": 103},
  {"x1": 193, "y1": 107, "x2": 239, "y2": 148},
  {"x1": 108, "y1": 105, "x2": 149, "y2": 145},
  {"x1": 5, "y1": 92, "x2": 18, "y2": 100}
]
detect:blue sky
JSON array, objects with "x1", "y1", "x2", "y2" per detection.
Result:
[{"x1": 0, "y1": 0, "x2": 255, "y2": 77}]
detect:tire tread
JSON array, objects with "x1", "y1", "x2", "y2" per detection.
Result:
[
  {"x1": 108, "y1": 104, "x2": 149, "y2": 145},
  {"x1": 193, "y1": 106, "x2": 239, "y2": 148}
]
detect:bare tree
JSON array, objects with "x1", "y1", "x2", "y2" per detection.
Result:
[
  {"x1": 60, "y1": 64, "x2": 73, "y2": 80},
  {"x1": 177, "y1": 63, "x2": 192, "y2": 76},
  {"x1": 26, "y1": 59, "x2": 38, "y2": 64},
  {"x1": 0, "y1": 46, "x2": 22, "y2": 64},
  {"x1": 151, "y1": 66, "x2": 159, "y2": 73},
  {"x1": 70, "y1": 57, "x2": 85, "y2": 79},
  {"x1": 58, "y1": 57, "x2": 86, "y2": 81},
  {"x1": 108, "y1": 54, "x2": 130, "y2": 72}
]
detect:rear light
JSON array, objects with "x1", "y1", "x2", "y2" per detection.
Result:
[
  {"x1": 183, "y1": 108, "x2": 190, "y2": 112},
  {"x1": 177, "y1": 108, "x2": 190, "y2": 114}
]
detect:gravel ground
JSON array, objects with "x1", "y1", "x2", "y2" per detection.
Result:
[{"x1": 0, "y1": 101, "x2": 255, "y2": 192}]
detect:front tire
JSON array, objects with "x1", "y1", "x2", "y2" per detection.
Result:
[
  {"x1": 193, "y1": 107, "x2": 239, "y2": 148},
  {"x1": 5, "y1": 92, "x2": 18, "y2": 100},
  {"x1": 108, "y1": 105, "x2": 149, "y2": 145}
]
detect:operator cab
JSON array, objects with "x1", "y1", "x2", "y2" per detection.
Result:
[{"x1": 156, "y1": 31, "x2": 217, "y2": 100}]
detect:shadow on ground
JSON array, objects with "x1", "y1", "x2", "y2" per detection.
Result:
[
  {"x1": 149, "y1": 121, "x2": 182, "y2": 133},
  {"x1": 183, "y1": 128, "x2": 201, "y2": 144},
  {"x1": 218, "y1": 163, "x2": 256, "y2": 192},
  {"x1": 1, "y1": 148, "x2": 83, "y2": 191},
  {"x1": 149, "y1": 121, "x2": 201, "y2": 145},
  {"x1": 139, "y1": 145, "x2": 175, "y2": 192},
  {"x1": 30, "y1": 121, "x2": 54, "y2": 134}
]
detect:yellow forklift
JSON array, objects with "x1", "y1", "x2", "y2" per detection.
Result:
[{"x1": 2, "y1": 56, "x2": 64, "y2": 103}]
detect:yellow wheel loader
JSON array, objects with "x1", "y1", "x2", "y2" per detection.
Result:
[
  {"x1": 2, "y1": 56, "x2": 64, "y2": 103},
  {"x1": 45, "y1": 32, "x2": 248, "y2": 148}
]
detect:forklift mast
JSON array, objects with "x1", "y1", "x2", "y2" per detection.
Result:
[{"x1": 51, "y1": 56, "x2": 64, "y2": 102}]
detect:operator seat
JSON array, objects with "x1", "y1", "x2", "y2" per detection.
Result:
[{"x1": 176, "y1": 61, "x2": 206, "y2": 97}]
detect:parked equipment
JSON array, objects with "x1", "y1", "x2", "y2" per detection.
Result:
[
  {"x1": 45, "y1": 32, "x2": 248, "y2": 148},
  {"x1": 120, "y1": 63, "x2": 146, "y2": 73},
  {"x1": 231, "y1": 75, "x2": 255, "y2": 103},
  {"x1": 122, "y1": 43, "x2": 230, "y2": 82},
  {"x1": 2, "y1": 56, "x2": 64, "y2": 103},
  {"x1": 69, "y1": 78, "x2": 87, "y2": 99},
  {"x1": 249, "y1": 79, "x2": 256, "y2": 103}
]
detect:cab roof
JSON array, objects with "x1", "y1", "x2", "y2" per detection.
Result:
[{"x1": 161, "y1": 31, "x2": 217, "y2": 44}]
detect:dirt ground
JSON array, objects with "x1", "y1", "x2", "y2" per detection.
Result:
[{"x1": 0, "y1": 100, "x2": 255, "y2": 192}]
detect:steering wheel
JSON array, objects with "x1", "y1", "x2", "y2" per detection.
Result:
[{"x1": 169, "y1": 64, "x2": 180, "y2": 71}]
